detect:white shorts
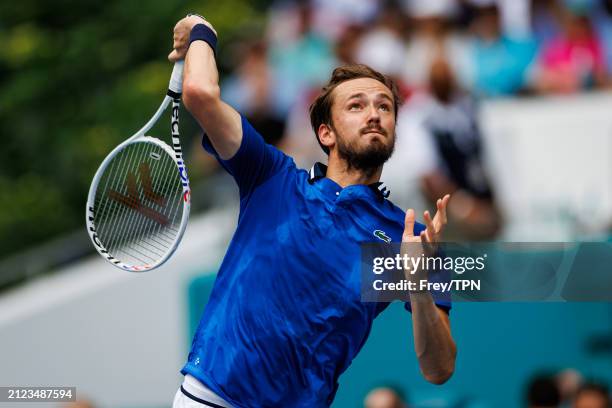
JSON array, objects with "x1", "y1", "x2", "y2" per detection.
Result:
[{"x1": 172, "y1": 374, "x2": 233, "y2": 408}]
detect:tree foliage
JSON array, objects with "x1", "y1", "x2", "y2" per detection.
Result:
[{"x1": 0, "y1": 0, "x2": 268, "y2": 258}]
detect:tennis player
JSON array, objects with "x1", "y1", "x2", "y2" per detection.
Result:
[{"x1": 169, "y1": 14, "x2": 456, "y2": 408}]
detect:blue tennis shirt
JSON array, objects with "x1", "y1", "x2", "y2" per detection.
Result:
[{"x1": 182, "y1": 115, "x2": 451, "y2": 407}]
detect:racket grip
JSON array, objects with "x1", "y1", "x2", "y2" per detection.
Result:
[{"x1": 169, "y1": 61, "x2": 184, "y2": 94}]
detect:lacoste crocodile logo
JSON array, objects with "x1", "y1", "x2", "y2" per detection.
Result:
[{"x1": 373, "y1": 230, "x2": 391, "y2": 243}]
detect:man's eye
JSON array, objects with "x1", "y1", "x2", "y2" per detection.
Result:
[
  {"x1": 349, "y1": 104, "x2": 362, "y2": 111},
  {"x1": 379, "y1": 104, "x2": 391, "y2": 112}
]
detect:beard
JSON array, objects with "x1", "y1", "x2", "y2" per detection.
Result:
[{"x1": 333, "y1": 124, "x2": 395, "y2": 176}]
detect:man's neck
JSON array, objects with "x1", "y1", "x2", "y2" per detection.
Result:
[{"x1": 325, "y1": 157, "x2": 383, "y2": 188}]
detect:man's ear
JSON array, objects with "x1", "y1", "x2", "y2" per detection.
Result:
[{"x1": 318, "y1": 123, "x2": 335, "y2": 152}]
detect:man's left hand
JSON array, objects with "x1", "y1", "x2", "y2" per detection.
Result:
[{"x1": 401, "y1": 194, "x2": 450, "y2": 283}]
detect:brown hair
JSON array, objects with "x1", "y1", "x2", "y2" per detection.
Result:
[{"x1": 309, "y1": 64, "x2": 401, "y2": 154}]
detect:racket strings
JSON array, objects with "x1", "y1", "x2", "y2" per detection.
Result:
[
  {"x1": 120, "y1": 145, "x2": 182, "y2": 257},
  {"x1": 93, "y1": 140, "x2": 184, "y2": 266},
  {"x1": 111, "y1": 145, "x2": 167, "y2": 262},
  {"x1": 98, "y1": 143, "x2": 152, "y2": 261},
  {"x1": 106, "y1": 157, "x2": 180, "y2": 261},
  {"x1": 105, "y1": 142, "x2": 146, "y2": 252},
  {"x1": 106, "y1": 143, "x2": 157, "y2": 255}
]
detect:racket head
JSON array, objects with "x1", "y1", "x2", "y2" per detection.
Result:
[{"x1": 86, "y1": 136, "x2": 190, "y2": 272}]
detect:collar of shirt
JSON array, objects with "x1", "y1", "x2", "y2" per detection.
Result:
[{"x1": 307, "y1": 162, "x2": 391, "y2": 202}]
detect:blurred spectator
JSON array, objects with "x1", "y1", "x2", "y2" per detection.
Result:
[
  {"x1": 386, "y1": 57, "x2": 501, "y2": 239},
  {"x1": 465, "y1": 2, "x2": 537, "y2": 96},
  {"x1": 310, "y1": 0, "x2": 381, "y2": 40},
  {"x1": 267, "y1": 1, "x2": 335, "y2": 117},
  {"x1": 424, "y1": 57, "x2": 501, "y2": 239},
  {"x1": 498, "y1": 0, "x2": 533, "y2": 38},
  {"x1": 222, "y1": 41, "x2": 286, "y2": 146},
  {"x1": 591, "y1": 0, "x2": 612, "y2": 79},
  {"x1": 533, "y1": 7, "x2": 607, "y2": 93},
  {"x1": 62, "y1": 400, "x2": 95, "y2": 408},
  {"x1": 573, "y1": 382, "x2": 611, "y2": 408},
  {"x1": 532, "y1": 0, "x2": 566, "y2": 45},
  {"x1": 335, "y1": 24, "x2": 367, "y2": 65},
  {"x1": 400, "y1": 0, "x2": 472, "y2": 92},
  {"x1": 557, "y1": 369, "x2": 585, "y2": 406},
  {"x1": 527, "y1": 374, "x2": 562, "y2": 408},
  {"x1": 355, "y1": 2, "x2": 407, "y2": 82},
  {"x1": 364, "y1": 385, "x2": 408, "y2": 408}
]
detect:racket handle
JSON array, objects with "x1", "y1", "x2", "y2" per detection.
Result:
[{"x1": 169, "y1": 61, "x2": 184, "y2": 94}]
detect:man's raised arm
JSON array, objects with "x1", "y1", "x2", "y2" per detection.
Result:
[{"x1": 169, "y1": 15, "x2": 242, "y2": 160}]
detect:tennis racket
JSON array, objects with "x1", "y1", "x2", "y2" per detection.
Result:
[{"x1": 86, "y1": 61, "x2": 190, "y2": 272}]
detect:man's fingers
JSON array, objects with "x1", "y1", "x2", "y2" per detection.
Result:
[
  {"x1": 424, "y1": 210, "x2": 437, "y2": 241},
  {"x1": 433, "y1": 194, "x2": 451, "y2": 232},
  {"x1": 420, "y1": 231, "x2": 429, "y2": 243},
  {"x1": 420, "y1": 230, "x2": 436, "y2": 256},
  {"x1": 433, "y1": 200, "x2": 443, "y2": 230},
  {"x1": 185, "y1": 14, "x2": 217, "y2": 36},
  {"x1": 442, "y1": 194, "x2": 450, "y2": 210},
  {"x1": 441, "y1": 194, "x2": 450, "y2": 214},
  {"x1": 169, "y1": 14, "x2": 212, "y2": 64},
  {"x1": 403, "y1": 209, "x2": 416, "y2": 240},
  {"x1": 168, "y1": 49, "x2": 180, "y2": 62}
]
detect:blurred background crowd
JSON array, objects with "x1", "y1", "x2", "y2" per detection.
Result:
[
  {"x1": 63, "y1": 368, "x2": 611, "y2": 408},
  {"x1": 361, "y1": 368, "x2": 612, "y2": 408},
  {"x1": 1, "y1": 1, "x2": 611, "y2": 407},
  {"x1": 211, "y1": 0, "x2": 612, "y2": 242},
  {"x1": 2, "y1": 0, "x2": 612, "y2": 281}
]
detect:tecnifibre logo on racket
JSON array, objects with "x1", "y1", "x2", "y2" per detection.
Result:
[
  {"x1": 171, "y1": 99, "x2": 191, "y2": 204},
  {"x1": 171, "y1": 101, "x2": 190, "y2": 190}
]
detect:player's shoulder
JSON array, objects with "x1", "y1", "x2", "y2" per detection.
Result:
[{"x1": 384, "y1": 199, "x2": 404, "y2": 221}]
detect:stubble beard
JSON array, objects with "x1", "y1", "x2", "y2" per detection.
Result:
[{"x1": 333, "y1": 124, "x2": 396, "y2": 178}]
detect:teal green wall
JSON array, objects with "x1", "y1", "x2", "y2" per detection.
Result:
[{"x1": 334, "y1": 302, "x2": 612, "y2": 408}]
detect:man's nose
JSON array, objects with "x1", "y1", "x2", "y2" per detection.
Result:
[{"x1": 366, "y1": 104, "x2": 381, "y2": 123}]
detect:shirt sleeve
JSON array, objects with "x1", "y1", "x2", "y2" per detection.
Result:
[{"x1": 201, "y1": 114, "x2": 294, "y2": 200}]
